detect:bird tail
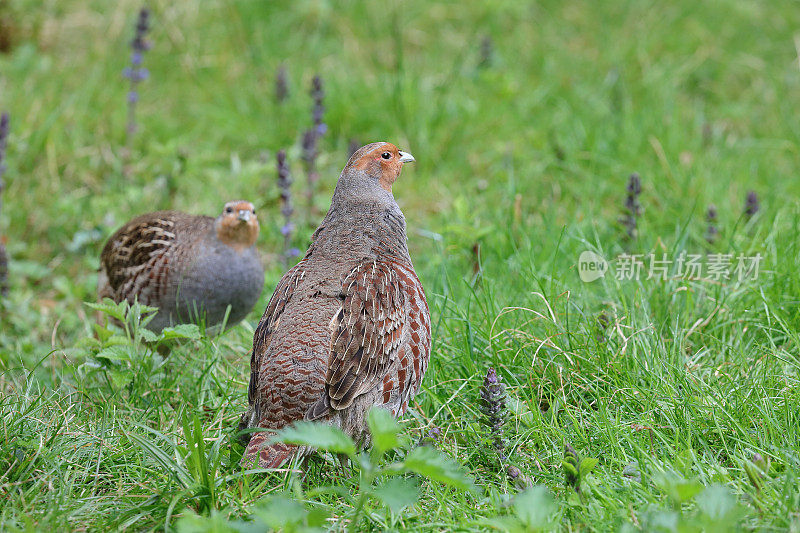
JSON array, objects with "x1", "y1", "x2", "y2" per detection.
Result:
[{"x1": 242, "y1": 431, "x2": 298, "y2": 469}]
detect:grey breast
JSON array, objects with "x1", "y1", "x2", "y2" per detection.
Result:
[{"x1": 162, "y1": 238, "x2": 264, "y2": 332}]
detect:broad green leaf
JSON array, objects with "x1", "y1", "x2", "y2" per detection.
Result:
[
  {"x1": 674, "y1": 481, "x2": 703, "y2": 503},
  {"x1": 579, "y1": 457, "x2": 598, "y2": 476},
  {"x1": 138, "y1": 328, "x2": 158, "y2": 343},
  {"x1": 480, "y1": 516, "x2": 527, "y2": 533},
  {"x1": 249, "y1": 495, "x2": 328, "y2": 532},
  {"x1": 654, "y1": 472, "x2": 703, "y2": 504},
  {"x1": 107, "y1": 335, "x2": 133, "y2": 346},
  {"x1": 272, "y1": 422, "x2": 356, "y2": 457},
  {"x1": 90, "y1": 323, "x2": 111, "y2": 343},
  {"x1": 367, "y1": 407, "x2": 402, "y2": 455},
  {"x1": 85, "y1": 299, "x2": 129, "y2": 323},
  {"x1": 646, "y1": 511, "x2": 679, "y2": 532},
  {"x1": 403, "y1": 446, "x2": 477, "y2": 493},
  {"x1": 304, "y1": 508, "x2": 330, "y2": 529},
  {"x1": 175, "y1": 509, "x2": 239, "y2": 533},
  {"x1": 696, "y1": 485, "x2": 742, "y2": 530},
  {"x1": 96, "y1": 345, "x2": 131, "y2": 362},
  {"x1": 513, "y1": 486, "x2": 556, "y2": 529},
  {"x1": 371, "y1": 477, "x2": 419, "y2": 514},
  {"x1": 127, "y1": 302, "x2": 159, "y2": 329},
  {"x1": 108, "y1": 368, "x2": 133, "y2": 388},
  {"x1": 75, "y1": 334, "x2": 102, "y2": 350},
  {"x1": 160, "y1": 323, "x2": 202, "y2": 340}
]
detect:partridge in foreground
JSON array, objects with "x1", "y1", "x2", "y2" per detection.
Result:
[
  {"x1": 98, "y1": 201, "x2": 264, "y2": 333},
  {"x1": 239, "y1": 142, "x2": 431, "y2": 468}
]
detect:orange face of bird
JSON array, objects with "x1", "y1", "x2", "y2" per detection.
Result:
[
  {"x1": 216, "y1": 200, "x2": 259, "y2": 251},
  {"x1": 351, "y1": 142, "x2": 415, "y2": 192}
]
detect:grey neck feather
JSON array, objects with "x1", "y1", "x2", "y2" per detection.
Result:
[{"x1": 313, "y1": 167, "x2": 410, "y2": 262}]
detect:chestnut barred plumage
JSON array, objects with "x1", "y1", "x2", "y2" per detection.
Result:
[{"x1": 239, "y1": 142, "x2": 430, "y2": 469}]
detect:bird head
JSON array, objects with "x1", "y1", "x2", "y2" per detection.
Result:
[
  {"x1": 216, "y1": 200, "x2": 259, "y2": 251},
  {"x1": 343, "y1": 142, "x2": 415, "y2": 194}
]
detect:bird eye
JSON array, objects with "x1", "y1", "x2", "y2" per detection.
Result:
[
  {"x1": 381, "y1": 152, "x2": 391, "y2": 160},
  {"x1": 225, "y1": 207, "x2": 233, "y2": 213}
]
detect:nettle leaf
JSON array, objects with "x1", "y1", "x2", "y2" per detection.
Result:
[
  {"x1": 272, "y1": 422, "x2": 356, "y2": 457},
  {"x1": 367, "y1": 408, "x2": 403, "y2": 455},
  {"x1": 75, "y1": 334, "x2": 102, "y2": 350},
  {"x1": 108, "y1": 368, "x2": 133, "y2": 388},
  {"x1": 403, "y1": 446, "x2": 477, "y2": 493},
  {"x1": 91, "y1": 323, "x2": 112, "y2": 343},
  {"x1": 96, "y1": 345, "x2": 132, "y2": 362},
  {"x1": 513, "y1": 486, "x2": 556, "y2": 529},
  {"x1": 371, "y1": 477, "x2": 419, "y2": 514},
  {"x1": 85, "y1": 299, "x2": 129, "y2": 323},
  {"x1": 138, "y1": 328, "x2": 158, "y2": 343},
  {"x1": 127, "y1": 302, "x2": 159, "y2": 329},
  {"x1": 107, "y1": 335, "x2": 133, "y2": 346},
  {"x1": 160, "y1": 324, "x2": 201, "y2": 340}
]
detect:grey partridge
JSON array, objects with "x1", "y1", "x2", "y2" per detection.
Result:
[
  {"x1": 98, "y1": 201, "x2": 264, "y2": 333},
  {"x1": 239, "y1": 142, "x2": 431, "y2": 469}
]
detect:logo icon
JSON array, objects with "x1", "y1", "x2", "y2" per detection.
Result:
[{"x1": 578, "y1": 251, "x2": 608, "y2": 282}]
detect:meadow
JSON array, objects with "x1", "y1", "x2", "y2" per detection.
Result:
[{"x1": 2, "y1": 0, "x2": 800, "y2": 530}]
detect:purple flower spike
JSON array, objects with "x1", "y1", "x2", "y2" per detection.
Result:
[
  {"x1": 0, "y1": 112, "x2": 9, "y2": 297},
  {"x1": 277, "y1": 150, "x2": 297, "y2": 267},
  {"x1": 417, "y1": 426, "x2": 443, "y2": 448},
  {"x1": 124, "y1": 7, "x2": 151, "y2": 152},
  {"x1": 705, "y1": 204, "x2": 718, "y2": 245},
  {"x1": 480, "y1": 367, "x2": 508, "y2": 465},
  {"x1": 280, "y1": 223, "x2": 295, "y2": 236},
  {"x1": 619, "y1": 173, "x2": 643, "y2": 240},
  {"x1": 744, "y1": 190, "x2": 760, "y2": 219},
  {"x1": 303, "y1": 75, "x2": 326, "y2": 216}
]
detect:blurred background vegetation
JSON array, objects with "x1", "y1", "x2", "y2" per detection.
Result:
[{"x1": 1, "y1": 0, "x2": 799, "y2": 530}]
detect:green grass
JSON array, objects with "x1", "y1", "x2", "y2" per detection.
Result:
[{"x1": 2, "y1": 0, "x2": 800, "y2": 530}]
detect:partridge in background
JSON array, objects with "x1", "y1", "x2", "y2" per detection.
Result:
[
  {"x1": 98, "y1": 201, "x2": 264, "y2": 333},
  {"x1": 239, "y1": 142, "x2": 431, "y2": 469}
]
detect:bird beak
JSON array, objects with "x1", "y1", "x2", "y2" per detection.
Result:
[
  {"x1": 237, "y1": 210, "x2": 251, "y2": 222},
  {"x1": 398, "y1": 151, "x2": 415, "y2": 163}
]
